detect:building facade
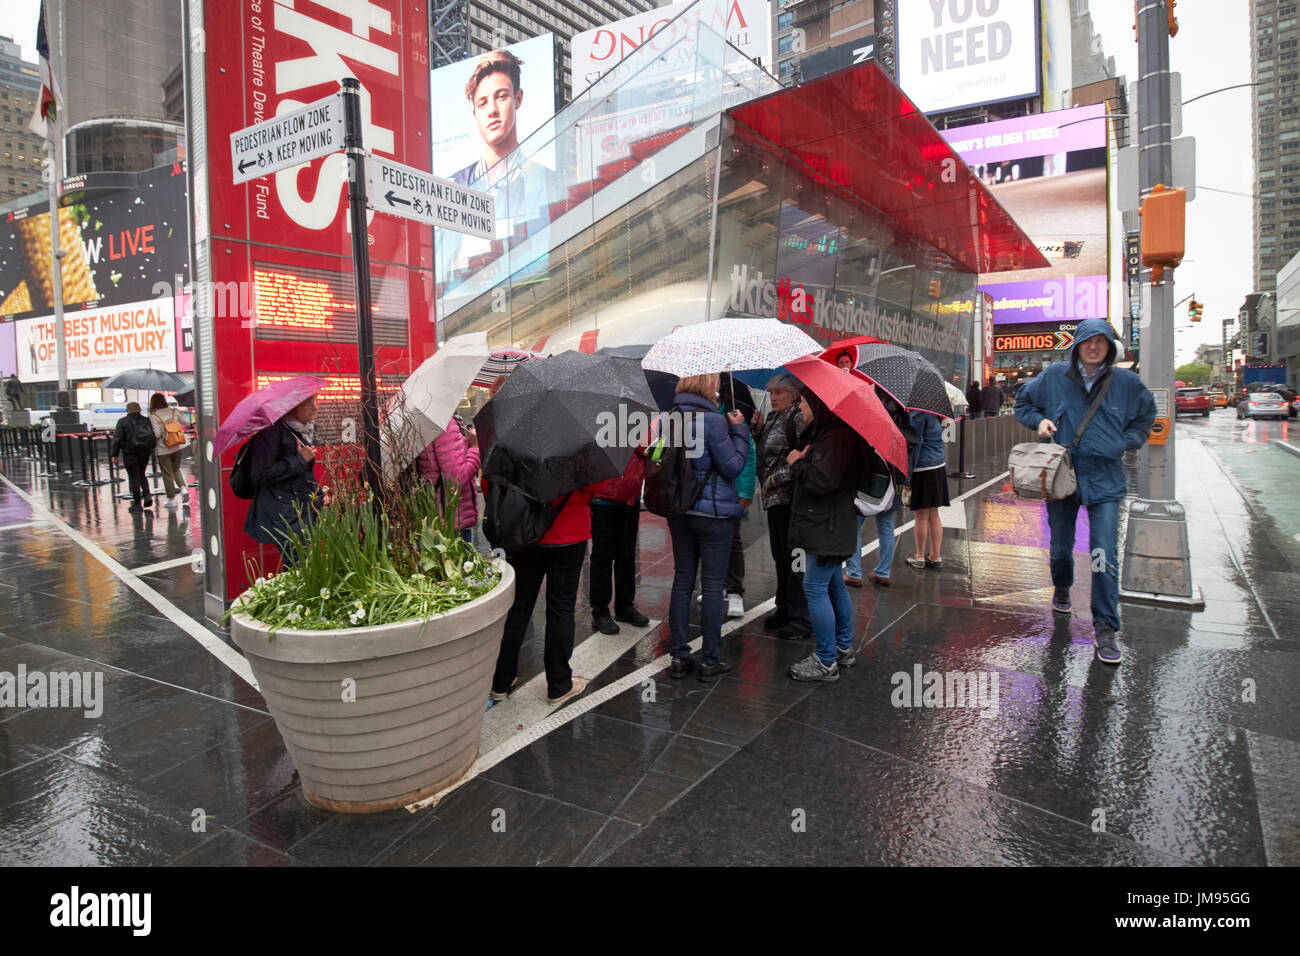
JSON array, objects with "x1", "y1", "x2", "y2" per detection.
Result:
[
  {"x1": 1251, "y1": 0, "x2": 1300, "y2": 291},
  {"x1": 0, "y1": 35, "x2": 46, "y2": 206}
]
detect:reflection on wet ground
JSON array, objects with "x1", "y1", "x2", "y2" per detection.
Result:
[{"x1": 1, "y1": 410, "x2": 1296, "y2": 866}]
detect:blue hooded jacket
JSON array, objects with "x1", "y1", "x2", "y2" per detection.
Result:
[
  {"x1": 671, "y1": 391, "x2": 750, "y2": 519},
  {"x1": 1013, "y1": 318, "x2": 1156, "y2": 505}
]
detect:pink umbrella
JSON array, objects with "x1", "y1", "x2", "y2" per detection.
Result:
[{"x1": 213, "y1": 375, "x2": 323, "y2": 456}]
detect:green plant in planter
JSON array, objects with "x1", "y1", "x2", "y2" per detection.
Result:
[{"x1": 228, "y1": 459, "x2": 499, "y2": 634}]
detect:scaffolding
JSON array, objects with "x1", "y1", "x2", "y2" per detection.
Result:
[{"x1": 430, "y1": 0, "x2": 471, "y2": 69}]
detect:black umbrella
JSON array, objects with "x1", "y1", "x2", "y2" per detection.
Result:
[
  {"x1": 175, "y1": 387, "x2": 195, "y2": 407},
  {"x1": 475, "y1": 351, "x2": 658, "y2": 502},
  {"x1": 595, "y1": 344, "x2": 755, "y2": 417},
  {"x1": 100, "y1": 368, "x2": 190, "y2": 392},
  {"x1": 854, "y1": 344, "x2": 954, "y2": 418}
]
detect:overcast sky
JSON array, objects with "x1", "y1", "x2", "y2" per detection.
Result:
[{"x1": 10, "y1": 0, "x2": 1250, "y2": 364}]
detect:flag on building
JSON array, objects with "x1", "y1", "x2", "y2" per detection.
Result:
[{"x1": 27, "y1": 2, "x2": 62, "y2": 140}]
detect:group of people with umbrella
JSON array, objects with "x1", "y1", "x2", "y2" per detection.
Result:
[{"x1": 221, "y1": 320, "x2": 962, "y2": 703}]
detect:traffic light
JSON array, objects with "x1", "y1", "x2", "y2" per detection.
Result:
[
  {"x1": 926, "y1": 279, "x2": 941, "y2": 299},
  {"x1": 1189, "y1": 298, "x2": 1202, "y2": 322}
]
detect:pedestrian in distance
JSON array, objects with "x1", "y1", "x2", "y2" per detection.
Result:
[
  {"x1": 966, "y1": 380, "x2": 982, "y2": 417},
  {"x1": 905, "y1": 408, "x2": 949, "y2": 569},
  {"x1": 665, "y1": 373, "x2": 750, "y2": 682},
  {"x1": 753, "y1": 372, "x2": 811, "y2": 638},
  {"x1": 588, "y1": 452, "x2": 651, "y2": 635},
  {"x1": 242, "y1": 394, "x2": 319, "y2": 565},
  {"x1": 786, "y1": 390, "x2": 862, "y2": 682},
  {"x1": 148, "y1": 392, "x2": 190, "y2": 510},
  {"x1": 416, "y1": 414, "x2": 480, "y2": 543},
  {"x1": 5, "y1": 373, "x2": 22, "y2": 411},
  {"x1": 981, "y1": 378, "x2": 1005, "y2": 418},
  {"x1": 111, "y1": 402, "x2": 158, "y2": 514},
  {"x1": 1013, "y1": 318, "x2": 1156, "y2": 665},
  {"x1": 834, "y1": 350, "x2": 855, "y2": 370},
  {"x1": 491, "y1": 486, "x2": 598, "y2": 706}
]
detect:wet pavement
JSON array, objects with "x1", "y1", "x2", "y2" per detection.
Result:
[{"x1": 1, "y1": 409, "x2": 1297, "y2": 866}]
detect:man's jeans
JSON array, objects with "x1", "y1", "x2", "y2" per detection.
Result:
[
  {"x1": 802, "y1": 555, "x2": 853, "y2": 666},
  {"x1": 667, "y1": 513, "x2": 732, "y2": 666},
  {"x1": 1046, "y1": 493, "x2": 1120, "y2": 631},
  {"x1": 844, "y1": 503, "x2": 899, "y2": 580}
]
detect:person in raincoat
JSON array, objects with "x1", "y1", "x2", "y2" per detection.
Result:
[
  {"x1": 243, "y1": 395, "x2": 319, "y2": 564},
  {"x1": 1013, "y1": 318, "x2": 1155, "y2": 665}
]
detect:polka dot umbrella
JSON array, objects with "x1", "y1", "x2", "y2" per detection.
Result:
[{"x1": 853, "y1": 343, "x2": 954, "y2": 418}]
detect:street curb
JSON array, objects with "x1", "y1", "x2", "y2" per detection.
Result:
[{"x1": 1275, "y1": 440, "x2": 1300, "y2": 459}]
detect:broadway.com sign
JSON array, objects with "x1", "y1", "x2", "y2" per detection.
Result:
[{"x1": 193, "y1": 0, "x2": 434, "y2": 602}]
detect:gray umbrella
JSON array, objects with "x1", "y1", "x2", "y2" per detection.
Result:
[
  {"x1": 854, "y1": 344, "x2": 954, "y2": 419},
  {"x1": 474, "y1": 351, "x2": 657, "y2": 502},
  {"x1": 100, "y1": 368, "x2": 190, "y2": 392}
]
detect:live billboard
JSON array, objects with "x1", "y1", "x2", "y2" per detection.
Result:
[{"x1": 187, "y1": 0, "x2": 434, "y2": 608}]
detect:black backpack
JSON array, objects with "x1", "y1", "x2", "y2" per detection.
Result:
[
  {"x1": 643, "y1": 413, "x2": 707, "y2": 517},
  {"x1": 229, "y1": 441, "x2": 255, "y2": 500},
  {"x1": 122, "y1": 415, "x2": 156, "y2": 456},
  {"x1": 483, "y1": 477, "x2": 571, "y2": 552}
]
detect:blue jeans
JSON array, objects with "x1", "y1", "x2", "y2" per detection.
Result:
[
  {"x1": 1046, "y1": 493, "x2": 1120, "y2": 631},
  {"x1": 667, "y1": 513, "x2": 733, "y2": 666},
  {"x1": 802, "y1": 555, "x2": 853, "y2": 665},
  {"x1": 844, "y1": 502, "x2": 899, "y2": 579}
]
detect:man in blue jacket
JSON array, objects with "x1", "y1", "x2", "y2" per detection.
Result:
[{"x1": 1013, "y1": 318, "x2": 1156, "y2": 665}]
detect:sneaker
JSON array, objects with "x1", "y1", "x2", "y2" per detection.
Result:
[
  {"x1": 1051, "y1": 588, "x2": 1072, "y2": 615},
  {"x1": 763, "y1": 611, "x2": 789, "y2": 631},
  {"x1": 142, "y1": 497, "x2": 154, "y2": 509},
  {"x1": 788, "y1": 653, "x2": 840, "y2": 683},
  {"x1": 868, "y1": 573, "x2": 891, "y2": 587},
  {"x1": 161, "y1": 495, "x2": 178, "y2": 509},
  {"x1": 176, "y1": 493, "x2": 189, "y2": 509},
  {"x1": 727, "y1": 593, "x2": 744, "y2": 618},
  {"x1": 843, "y1": 574, "x2": 863, "y2": 588},
  {"x1": 546, "y1": 676, "x2": 588, "y2": 706},
  {"x1": 614, "y1": 606, "x2": 650, "y2": 627},
  {"x1": 924, "y1": 557, "x2": 943, "y2": 568},
  {"x1": 777, "y1": 621, "x2": 812, "y2": 641},
  {"x1": 1093, "y1": 625, "x2": 1122, "y2": 665},
  {"x1": 697, "y1": 659, "x2": 733, "y2": 683},
  {"x1": 669, "y1": 656, "x2": 692, "y2": 680},
  {"x1": 128, "y1": 504, "x2": 143, "y2": 514},
  {"x1": 836, "y1": 644, "x2": 857, "y2": 668},
  {"x1": 592, "y1": 613, "x2": 620, "y2": 635},
  {"x1": 905, "y1": 556, "x2": 926, "y2": 570}
]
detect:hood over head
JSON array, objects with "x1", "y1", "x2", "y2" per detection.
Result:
[{"x1": 1069, "y1": 318, "x2": 1124, "y2": 368}]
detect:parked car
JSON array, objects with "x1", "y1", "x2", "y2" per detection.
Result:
[
  {"x1": 1175, "y1": 386, "x2": 1211, "y2": 417},
  {"x1": 1237, "y1": 392, "x2": 1291, "y2": 420},
  {"x1": 1206, "y1": 389, "x2": 1228, "y2": 408},
  {"x1": 1250, "y1": 382, "x2": 1298, "y2": 417}
]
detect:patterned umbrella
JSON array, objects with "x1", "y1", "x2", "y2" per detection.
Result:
[
  {"x1": 471, "y1": 348, "x2": 544, "y2": 388},
  {"x1": 854, "y1": 344, "x2": 954, "y2": 418},
  {"x1": 640, "y1": 318, "x2": 821, "y2": 377},
  {"x1": 944, "y1": 381, "x2": 968, "y2": 413}
]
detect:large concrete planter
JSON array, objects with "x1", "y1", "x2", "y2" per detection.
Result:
[{"x1": 230, "y1": 560, "x2": 514, "y2": 813}]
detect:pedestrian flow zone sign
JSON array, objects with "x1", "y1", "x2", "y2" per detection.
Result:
[
  {"x1": 229, "y1": 93, "x2": 344, "y2": 185},
  {"x1": 365, "y1": 154, "x2": 495, "y2": 240}
]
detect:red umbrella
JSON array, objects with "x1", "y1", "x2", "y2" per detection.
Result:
[
  {"x1": 785, "y1": 354, "x2": 908, "y2": 473},
  {"x1": 818, "y1": 336, "x2": 889, "y2": 371}
]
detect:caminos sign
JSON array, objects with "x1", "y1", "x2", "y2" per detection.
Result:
[{"x1": 898, "y1": 0, "x2": 1040, "y2": 114}]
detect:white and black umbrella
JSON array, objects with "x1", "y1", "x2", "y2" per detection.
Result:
[{"x1": 854, "y1": 344, "x2": 954, "y2": 418}]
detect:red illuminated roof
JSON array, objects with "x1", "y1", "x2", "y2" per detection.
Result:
[{"x1": 728, "y1": 64, "x2": 1050, "y2": 275}]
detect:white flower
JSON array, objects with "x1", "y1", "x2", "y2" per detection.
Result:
[
  {"x1": 354, "y1": 600, "x2": 364, "y2": 609},
  {"x1": 462, "y1": 561, "x2": 474, "y2": 572},
  {"x1": 319, "y1": 588, "x2": 330, "y2": 599},
  {"x1": 255, "y1": 576, "x2": 266, "y2": 586},
  {"x1": 355, "y1": 608, "x2": 365, "y2": 620}
]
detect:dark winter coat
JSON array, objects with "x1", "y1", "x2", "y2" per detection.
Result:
[
  {"x1": 672, "y1": 391, "x2": 749, "y2": 519},
  {"x1": 981, "y1": 382, "x2": 1005, "y2": 414},
  {"x1": 111, "y1": 412, "x2": 155, "y2": 462},
  {"x1": 756, "y1": 404, "x2": 805, "y2": 508},
  {"x1": 1013, "y1": 318, "x2": 1156, "y2": 505},
  {"x1": 788, "y1": 399, "x2": 862, "y2": 560},
  {"x1": 242, "y1": 420, "x2": 318, "y2": 546}
]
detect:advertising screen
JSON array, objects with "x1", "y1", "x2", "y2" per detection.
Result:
[
  {"x1": 0, "y1": 162, "x2": 190, "y2": 381},
  {"x1": 193, "y1": 0, "x2": 434, "y2": 602},
  {"x1": 897, "y1": 0, "x2": 1040, "y2": 114},
  {"x1": 941, "y1": 104, "x2": 1109, "y2": 327}
]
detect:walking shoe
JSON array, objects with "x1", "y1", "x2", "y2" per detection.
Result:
[
  {"x1": 843, "y1": 574, "x2": 863, "y2": 588},
  {"x1": 161, "y1": 495, "x2": 178, "y2": 509},
  {"x1": 868, "y1": 572, "x2": 891, "y2": 587},
  {"x1": 592, "y1": 613, "x2": 620, "y2": 635},
  {"x1": 788, "y1": 653, "x2": 840, "y2": 683},
  {"x1": 777, "y1": 621, "x2": 812, "y2": 641},
  {"x1": 727, "y1": 593, "x2": 744, "y2": 618},
  {"x1": 614, "y1": 606, "x2": 650, "y2": 627},
  {"x1": 546, "y1": 676, "x2": 588, "y2": 706},
  {"x1": 763, "y1": 611, "x2": 789, "y2": 631},
  {"x1": 836, "y1": 644, "x2": 857, "y2": 668},
  {"x1": 905, "y1": 556, "x2": 926, "y2": 570},
  {"x1": 1051, "y1": 588, "x2": 1072, "y2": 615},
  {"x1": 128, "y1": 504, "x2": 143, "y2": 514},
  {"x1": 489, "y1": 677, "x2": 519, "y2": 702},
  {"x1": 697, "y1": 659, "x2": 733, "y2": 683},
  {"x1": 1093, "y1": 625, "x2": 1122, "y2": 665},
  {"x1": 669, "y1": 656, "x2": 692, "y2": 679},
  {"x1": 142, "y1": 497, "x2": 154, "y2": 509},
  {"x1": 924, "y1": 557, "x2": 943, "y2": 568}
]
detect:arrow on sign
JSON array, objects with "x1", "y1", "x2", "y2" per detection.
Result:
[
  {"x1": 1055, "y1": 330, "x2": 1075, "y2": 350},
  {"x1": 238, "y1": 157, "x2": 257, "y2": 175},
  {"x1": 384, "y1": 190, "x2": 411, "y2": 209}
]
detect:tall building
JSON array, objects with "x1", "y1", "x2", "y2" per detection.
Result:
[
  {"x1": 0, "y1": 35, "x2": 46, "y2": 205},
  {"x1": 432, "y1": 0, "x2": 666, "y2": 102},
  {"x1": 774, "y1": 0, "x2": 885, "y2": 86},
  {"x1": 1251, "y1": 0, "x2": 1300, "y2": 291}
]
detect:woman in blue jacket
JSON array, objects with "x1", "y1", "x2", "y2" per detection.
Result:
[
  {"x1": 905, "y1": 409, "x2": 949, "y2": 570},
  {"x1": 666, "y1": 373, "x2": 750, "y2": 682}
]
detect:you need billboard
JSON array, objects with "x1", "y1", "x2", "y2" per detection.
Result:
[
  {"x1": 0, "y1": 162, "x2": 190, "y2": 382},
  {"x1": 190, "y1": 0, "x2": 434, "y2": 603}
]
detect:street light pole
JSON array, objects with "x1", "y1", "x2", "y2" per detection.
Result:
[{"x1": 1120, "y1": 0, "x2": 1203, "y2": 609}]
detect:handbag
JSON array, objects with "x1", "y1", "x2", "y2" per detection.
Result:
[
  {"x1": 854, "y1": 473, "x2": 895, "y2": 516},
  {"x1": 1008, "y1": 373, "x2": 1113, "y2": 502}
]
